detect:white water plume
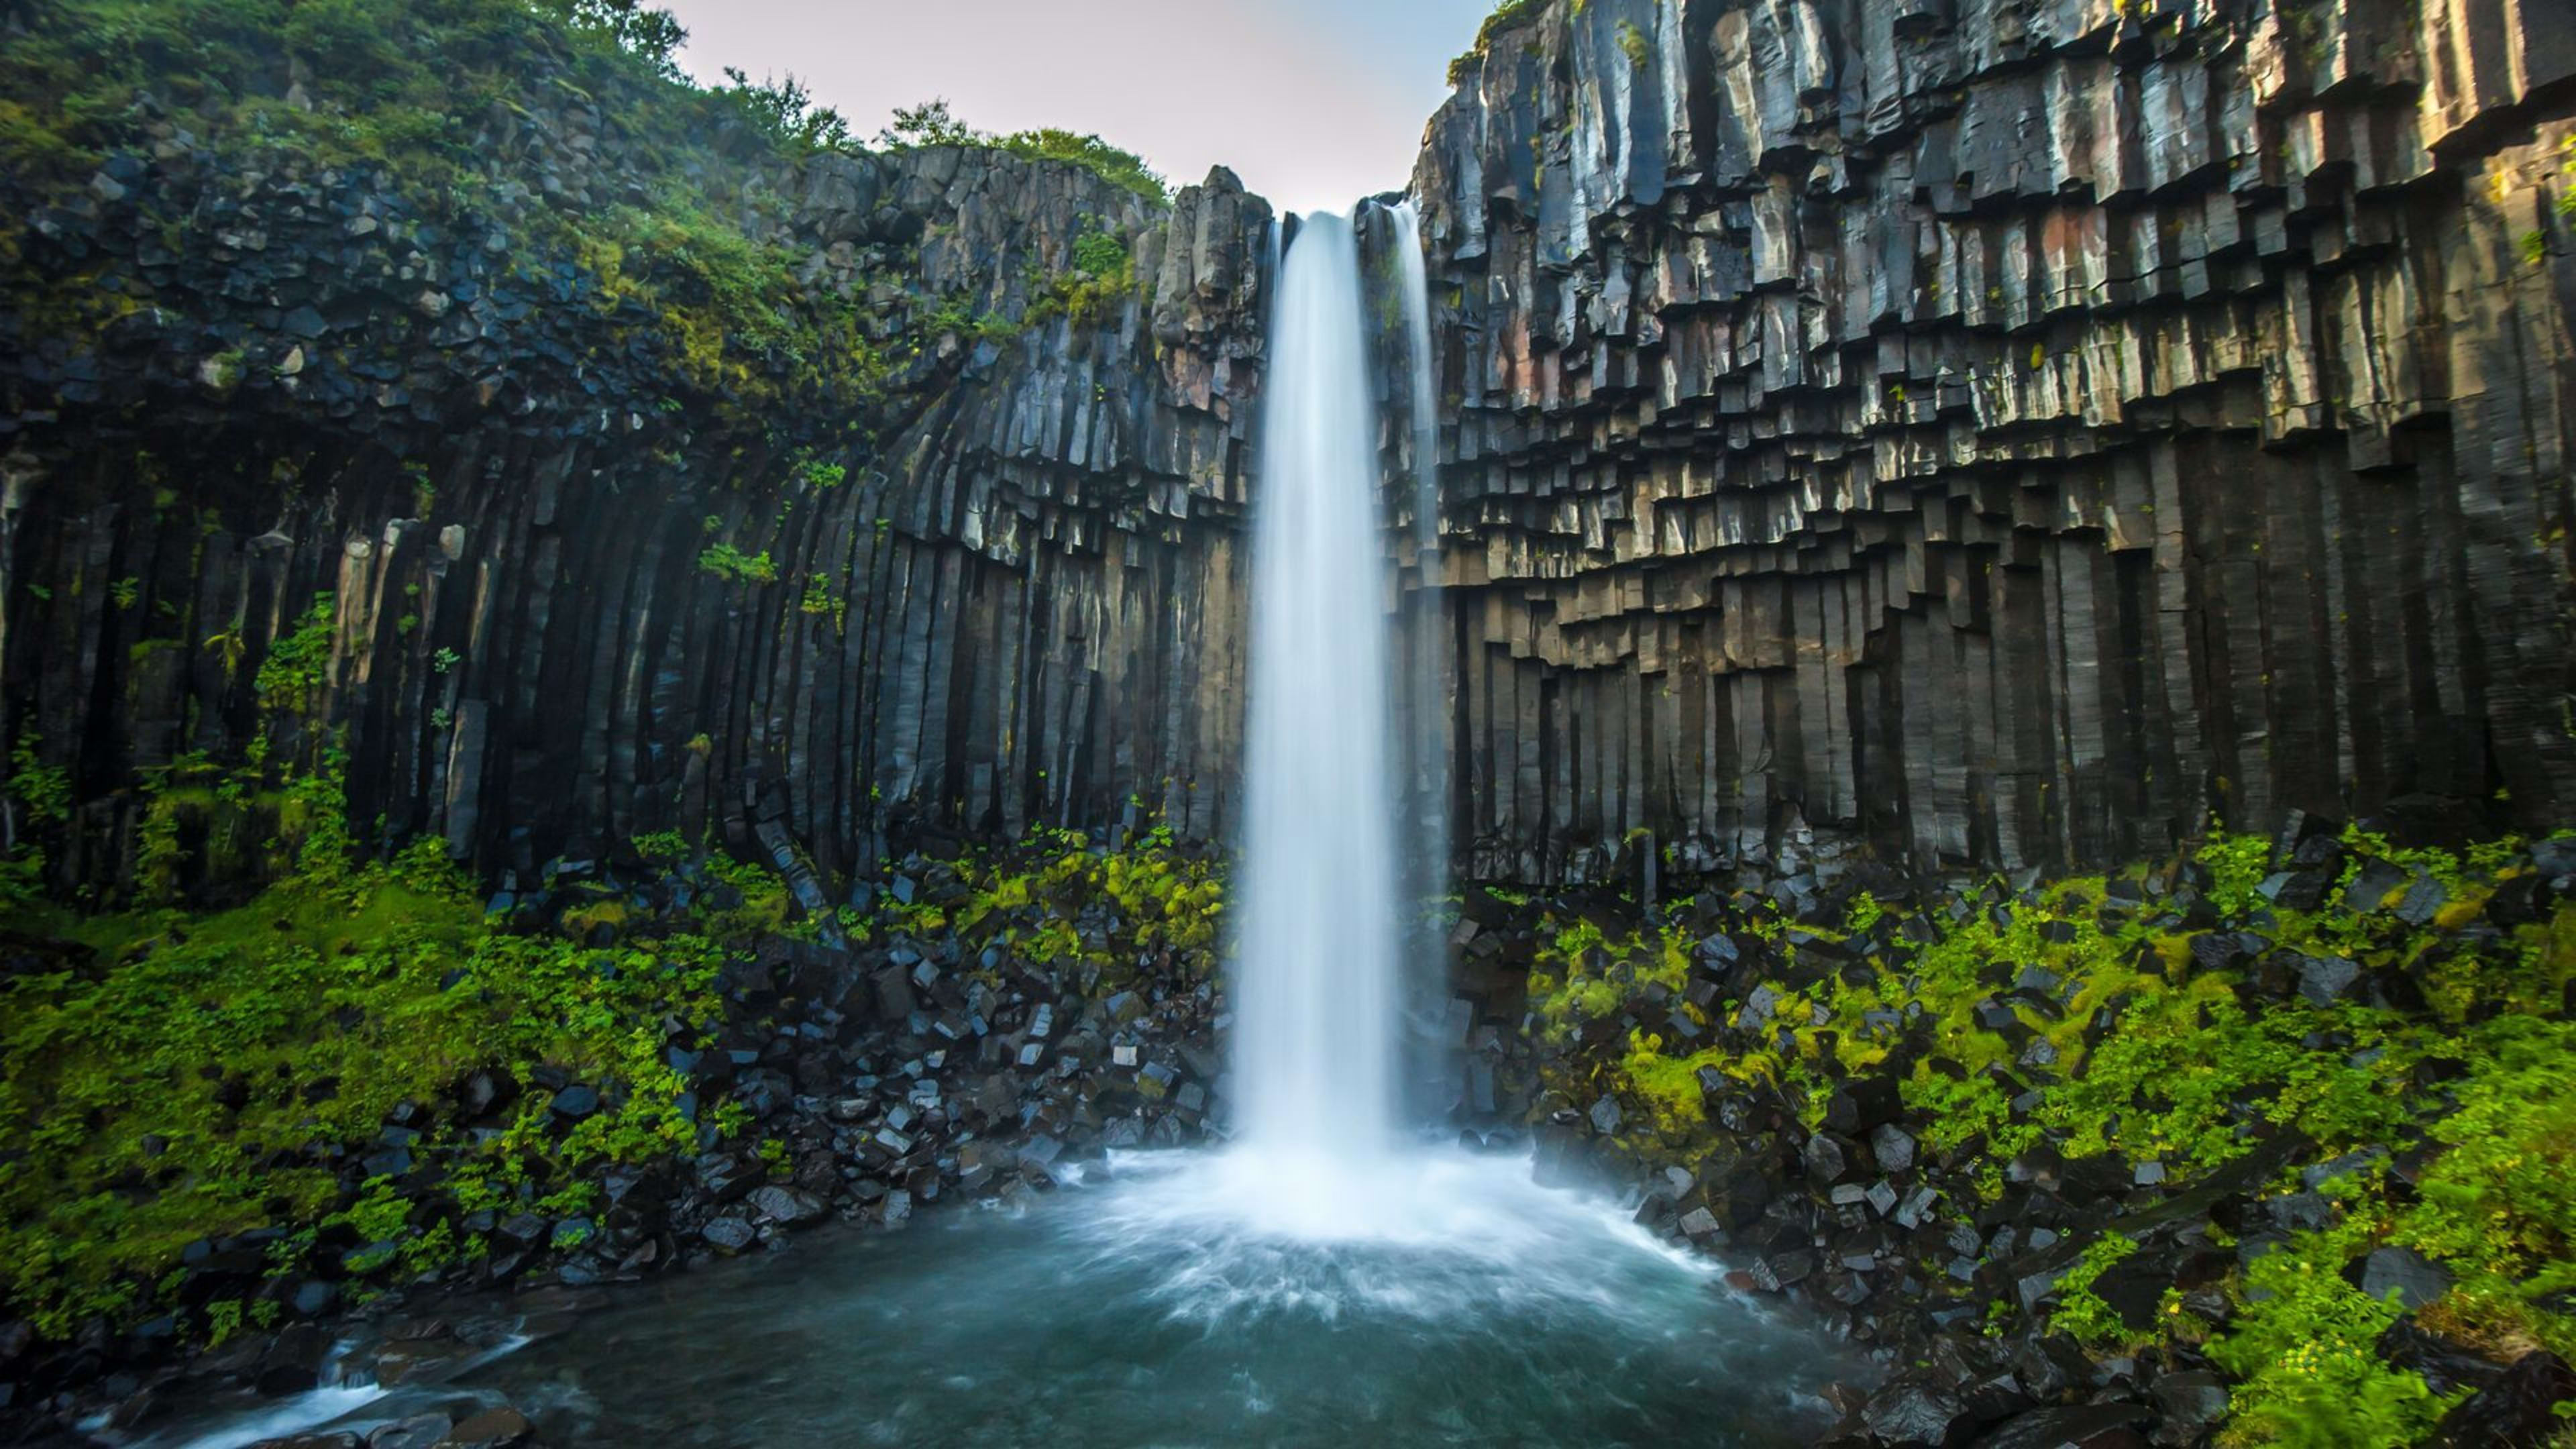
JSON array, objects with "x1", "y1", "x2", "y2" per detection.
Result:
[{"x1": 1231, "y1": 209, "x2": 1402, "y2": 1191}]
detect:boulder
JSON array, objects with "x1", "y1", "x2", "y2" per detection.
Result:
[
  {"x1": 2356, "y1": 1246, "x2": 2453, "y2": 1311},
  {"x1": 2429, "y1": 1350, "x2": 2576, "y2": 1447},
  {"x1": 433, "y1": 1406, "x2": 533, "y2": 1448},
  {"x1": 2147, "y1": 1371, "x2": 2229, "y2": 1444},
  {"x1": 745, "y1": 1185, "x2": 827, "y2": 1227},
  {"x1": 1860, "y1": 1373, "x2": 1972, "y2": 1446},
  {"x1": 1967, "y1": 1403, "x2": 2152, "y2": 1449}
]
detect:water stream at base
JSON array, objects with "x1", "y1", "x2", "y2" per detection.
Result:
[
  {"x1": 138, "y1": 1152, "x2": 1850, "y2": 1449},
  {"x1": 127, "y1": 211, "x2": 1857, "y2": 1449}
]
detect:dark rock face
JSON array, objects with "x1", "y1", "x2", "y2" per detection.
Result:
[
  {"x1": 7, "y1": 0, "x2": 2571, "y2": 898},
  {"x1": 2431, "y1": 1350, "x2": 2576, "y2": 1448},
  {"x1": 2, "y1": 127, "x2": 1269, "y2": 895},
  {"x1": 1411, "y1": 0, "x2": 2576, "y2": 881}
]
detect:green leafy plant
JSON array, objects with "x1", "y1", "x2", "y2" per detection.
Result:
[
  {"x1": 2209, "y1": 1222, "x2": 2463, "y2": 1447},
  {"x1": 254, "y1": 594, "x2": 337, "y2": 708},
  {"x1": 2051, "y1": 1233, "x2": 2141, "y2": 1346},
  {"x1": 1028, "y1": 223, "x2": 1136, "y2": 329},
  {"x1": 7, "y1": 731, "x2": 72, "y2": 826},
  {"x1": 698, "y1": 542, "x2": 777, "y2": 584}
]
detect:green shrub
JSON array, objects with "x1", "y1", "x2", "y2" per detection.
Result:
[
  {"x1": 715, "y1": 66, "x2": 847, "y2": 152},
  {"x1": 879, "y1": 99, "x2": 1167, "y2": 203},
  {"x1": 1450, "y1": 0, "x2": 1549, "y2": 85},
  {"x1": 2051, "y1": 1232, "x2": 2142, "y2": 1346},
  {"x1": 2197, "y1": 829, "x2": 2273, "y2": 918},
  {"x1": 1028, "y1": 224, "x2": 1137, "y2": 329},
  {"x1": 2209, "y1": 1223, "x2": 2463, "y2": 1448}
]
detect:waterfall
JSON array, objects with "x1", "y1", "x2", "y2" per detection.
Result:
[
  {"x1": 1387, "y1": 199, "x2": 1448, "y2": 916},
  {"x1": 1232, "y1": 211, "x2": 1403, "y2": 1189},
  {"x1": 1389, "y1": 201, "x2": 1439, "y2": 562}
]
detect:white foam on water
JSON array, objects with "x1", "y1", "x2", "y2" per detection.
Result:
[{"x1": 1069, "y1": 1146, "x2": 1715, "y2": 1330}]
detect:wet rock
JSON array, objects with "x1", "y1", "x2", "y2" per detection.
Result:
[
  {"x1": 2395, "y1": 877, "x2": 2450, "y2": 927},
  {"x1": 1823, "y1": 1079, "x2": 1903, "y2": 1135},
  {"x1": 2357, "y1": 1246, "x2": 2453, "y2": 1311},
  {"x1": 254, "y1": 1325, "x2": 330, "y2": 1397},
  {"x1": 1748, "y1": 1250, "x2": 1817, "y2": 1293},
  {"x1": 1966, "y1": 1403, "x2": 2151, "y2": 1449},
  {"x1": 699, "y1": 1216, "x2": 757, "y2": 1252},
  {"x1": 2429, "y1": 1350, "x2": 2576, "y2": 1447},
  {"x1": 434, "y1": 1406, "x2": 533, "y2": 1448},
  {"x1": 745, "y1": 1185, "x2": 826, "y2": 1227},
  {"x1": 2343, "y1": 863, "x2": 2410, "y2": 912},
  {"x1": 1869, "y1": 1124, "x2": 1917, "y2": 1175},
  {"x1": 2148, "y1": 1371, "x2": 2229, "y2": 1444},
  {"x1": 2295, "y1": 956, "x2": 2363, "y2": 1007},
  {"x1": 2377, "y1": 1320, "x2": 2506, "y2": 1397},
  {"x1": 369, "y1": 1417, "x2": 453, "y2": 1449},
  {"x1": 1859, "y1": 1372, "x2": 1970, "y2": 1446},
  {"x1": 1805, "y1": 1132, "x2": 1855, "y2": 1185}
]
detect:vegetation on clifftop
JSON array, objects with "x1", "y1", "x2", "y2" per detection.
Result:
[
  {"x1": 1448, "y1": 0, "x2": 1550, "y2": 84},
  {"x1": 0, "y1": 0, "x2": 1167, "y2": 431},
  {"x1": 880, "y1": 99, "x2": 1170, "y2": 204}
]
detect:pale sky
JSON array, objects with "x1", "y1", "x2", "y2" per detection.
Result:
[{"x1": 657, "y1": 0, "x2": 1496, "y2": 216}]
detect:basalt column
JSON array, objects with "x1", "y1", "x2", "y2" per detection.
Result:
[
  {"x1": 0, "y1": 121, "x2": 1274, "y2": 896},
  {"x1": 1413, "y1": 0, "x2": 2576, "y2": 883}
]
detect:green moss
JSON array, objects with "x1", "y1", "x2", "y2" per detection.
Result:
[
  {"x1": 928, "y1": 820, "x2": 1224, "y2": 985},
  {"x1": 1525, "y1": 916, "x2": 1697, "y2": 1043},
  {"x1": 1618, "y1": 1032, "x2": 1772, "y2": 1135},
  {"x1": 1519, "y1": 826, "x2": 2576, "y2": 1442},
  {"x1": 697, "y1": 542, "x2": 776, "y2": 584},
  {"x1": 1615, "y1": 18, "x2": 1650, "y2": 69},
  {"x1": 2393, "y1": 1014, "x2": 2576, "y2": 1364}
]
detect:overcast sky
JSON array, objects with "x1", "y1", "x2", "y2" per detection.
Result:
[{"x1": 656, "y1": 0, "x2": 1495, "y2": 216}]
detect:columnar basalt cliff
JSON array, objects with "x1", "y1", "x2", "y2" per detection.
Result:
[
  {"x1": 6, "y1": 0, "x2": 2575, "y2": 902},
  {"x1": 1413, "y1": 0, "x2": 2576, "y2": 883},
  {"x1": 0, "y1": 65, "x2": 1271, "y2": 897}
]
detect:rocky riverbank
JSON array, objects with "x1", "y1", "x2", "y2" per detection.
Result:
[
  {"x1": 1446, "y1": 822, "x2": 2576, "y2": 1446},
  {"x1": 9, "y1": 806, "x2": 2572, "y2": 1448},
  {"x1": 0, "y1": 819, "x2": 1232, "y2": 1446}
]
